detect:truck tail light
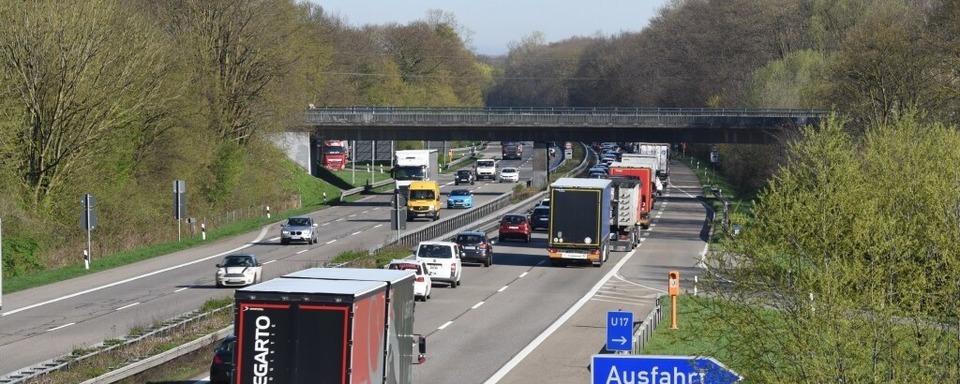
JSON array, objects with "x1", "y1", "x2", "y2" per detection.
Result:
[
  {"x1": 450, "y1": 264, "x2": 456, "y2": 275},
  {"x1": 213, "y1": 354, "x2": 223, "y2": 365},
  {"x1": 589, "y1": 249, "x2": 601, "y2": 256},
  {"x1": 547, "y1": 248, "x2": 557, "y2": 254}
]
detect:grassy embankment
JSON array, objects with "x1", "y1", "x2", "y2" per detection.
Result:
[{"x1": 4, "y1": 163, "x2": 342, "y2": 294}]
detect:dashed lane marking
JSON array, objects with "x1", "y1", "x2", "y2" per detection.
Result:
[
  {"x1": 438, "y1": 321, "x2": 454, "y2": 330},
  {"x1": 373, "y1": 224, "x2": 383, "y2": 228},
  {"x1": 296, "y1": 250, "x2": 308, "y2": 255},
  {"x1": 115, "y1": 302, "x2": 140, "y2": 311},
  {"x1": 174, "y1": 287, "x2": 189, "y2": 293},
  {"x1": 325, "y1": 239, "x2": 337, "y2": 245},
  {"x1": 47, "y1": 323, "x2": 75, "y2": 332},
  {"x1": 264, "y1": 260, "x2": 277, "y2": 265},
  {"x1": 351, "y1": 231, "x2": 362, "y2": 236},
  {"x1": 472, "y1": 301, "x2": 485, "y2": 310},
  {"x1": 498, "y1": 285, "x2": 509, "y2": 292},
  {"x1": 519, "y1": 272, "x2": 528, "y2": 278}
]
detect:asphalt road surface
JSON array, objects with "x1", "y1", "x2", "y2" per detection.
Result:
[{"x1": 0, "y1": 142, "x2": 558, "y2": 376}]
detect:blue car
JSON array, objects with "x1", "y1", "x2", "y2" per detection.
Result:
[{"x1": 446, "y1": 189, "x2": 474, "y2": 209}]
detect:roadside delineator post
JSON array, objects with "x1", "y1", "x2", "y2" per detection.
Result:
[
  {"x1": 668, "y1": 271, "x2": 680, "y2": 330},
  {"x1": 266, "y1": 206, "x2": 271, "y2": 219},
  {"x1": 201, "y1": 222, "x2": 207, "y2": 241}
]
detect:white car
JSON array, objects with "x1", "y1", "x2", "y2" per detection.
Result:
[
  {"x1": 475, "y1": 159, "x2": 497, "y2": 180},
  {"x1": 387, "y1": 259, "x2": 432, "y2": 301},
  {"x1": 498, "y1": 167, "x2": 519, "y2": 183},
  {"x1": 215, "y1": 254, "x2": 262, "y2": 288},
  {"x1": 415, "y1": 241, "x2": 462, "y2": 288}
]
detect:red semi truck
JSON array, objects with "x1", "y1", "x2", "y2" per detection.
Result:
[
  {"x1": 322, "y1": 140, "x2": 349, "y2": 170},
  {"x1": 608, "y1": 163, "x2": 655, "y2": 229},
  {"x1": 233, "y1": 268, "x2": 424, "y2": 384}
]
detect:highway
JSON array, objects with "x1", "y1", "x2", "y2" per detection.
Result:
[
  {"x1": 409, "y1": 160, "x2": 708, "y2": 383},
  {"x1": 0, "y1": 142, "x2": 553, "y2": 377}
]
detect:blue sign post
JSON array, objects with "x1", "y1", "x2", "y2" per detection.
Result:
[
  {"x1": 606, "y1": 311, "x2": 634, "y2": 352},
  {"x1": 592, "y1": 355, "x2": 742, "y2": 384}
]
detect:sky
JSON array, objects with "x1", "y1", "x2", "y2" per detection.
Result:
[{"x1": 309, "y1": 0, "x2": 670, "y2": 55}]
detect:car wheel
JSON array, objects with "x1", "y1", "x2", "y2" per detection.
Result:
[
  {"x1": 550, "y1": 259, "x2": 565, "y2": 267},
  {"x1": 215, "y1": 281, "x2": 222, "y2": 288},
  {"x1": 450, "y1": 281, "x2": 457, "y2": 288},
  {"x1": 280, "y1": 238, "x2": 289, "y2": 245},
  {"x1": 484, "y1": 258, "x2": 491, "y2": 267}
]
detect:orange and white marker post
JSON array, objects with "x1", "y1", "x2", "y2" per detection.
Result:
[{"x1": 668, "y1": 271, "x2": 680, "y2": 330}]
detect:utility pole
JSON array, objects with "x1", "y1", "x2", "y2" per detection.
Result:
[
  {"x1": 351, "y1": 140, "x2": 356, "y2": 185},
  {"x1": 371, "y1": 141, "x2": 376, "y2": 184},
  {"x1": 81, "y1": 194, "x2": 96, "y2": 270}
]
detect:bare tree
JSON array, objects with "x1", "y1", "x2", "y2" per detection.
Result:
[{"x1": 0, "y1": 0, "x2": 169, "y2": 210}]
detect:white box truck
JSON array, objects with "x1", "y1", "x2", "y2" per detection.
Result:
[
  {"x1": 392, "y1": 149, "x2": 439, "y2": 189},
  {"x1": 635, "y1": 143, "x2": 670, "y2": 181}
]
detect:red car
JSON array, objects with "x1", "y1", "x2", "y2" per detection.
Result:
[{"x1": 498, "y1": 214, "x2": 532, "y2": 243}]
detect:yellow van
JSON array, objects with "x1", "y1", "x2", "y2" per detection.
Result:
[{"x1": 407, "y1": 180, "x2": 441, "y2": 221}]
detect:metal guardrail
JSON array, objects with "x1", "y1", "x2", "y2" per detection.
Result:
[
  {"x1": 633, "y1": 295, "x2": 663, "y2": 353},
  {"x1": 0, "y1": 305, "x2": 233, "y2": 384}
]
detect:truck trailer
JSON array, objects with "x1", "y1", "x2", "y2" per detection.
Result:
[
  {"x1": 634, "y1": 143, "x2": 670, "y2": 181},
  {"x1": 392, "y1": 149, "x2": 439, "y2": 189},
  {"x1": 606, "y1": 177, "x2": 641, "y2": 251},
  {"x1": 233, "y1": 268, "x2": 424, "y2": 384},
  {"x1": 547, "y1": 178, "x2": 612, "y2": 267},
  {"x1": 608, "y1": 163, "x2": 655, "y2": 229}
]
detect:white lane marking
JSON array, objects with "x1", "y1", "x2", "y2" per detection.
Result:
[
  {"x1": 192, "y1": 377, "x2": 210, "y2": 384},
  {"x1": 269, "y1": 237, "x2": 280, "y2": 241},
  {"x1": 438, "y1": 320, "x2": 454, "y2": 330},
  {"x1": 519, "y1": 272, "x2": 528, "y2": 278},
  {"x1": 351, "y1": 231, "x2": 362, "y2": 236},
  {"x1": 361, "y1": 210, "x2": 369, "y2": 214},
  {"x1": 613, "y1": 274, "x2": 668, "y2": 293},
  {"x1": 443, "y1": 182, "x2": 454, "y2": 186},
  {"x1": 336, "y1": 218, "x2": 345, "y2": 222},
  {"x1": 640, "y1": 238, "x2": 647, "y2": 242},
  {"x1": 650, "y1": 224, "x2": 657, "y2": 227},
  {"x1": 175, "y1": 287, "x2": 189, "y2": 293},
  {"x1": 483, "y1": 242, "x2": 643, "y2": 384},
  {"x1": 321, "y1": 222, "x2": 330, "y2": 226},
  {"x1": 471, "y1": 301, "x2": 485, "y2": 310},
  {"x1": 498, "y1": 285, "x2": 509, "y2": 293},
  {"x1": 644, "y1": 232, "x2": 651, "y2": 236},
  {"x1": 115, "y1": 302, "x2": 140, "y2": 311},
  {"x1": 325, "y1": 239, "x2": 337, "y2": 245},
  {"x1": 348, "y1": 214, "x2": 357, "y2": 218},
  {"x1": 296, "y1": 250, "x2": 308, "y2": 255},
  {"x1": 1, "y1": 226, "x2": 269, "y2": 317},
  {"x1": 47, "y1": 322, "x2": 76, "y2": 332},
  {"x1": 264, "y1": 260, "x2": 277, "y2": 265},
  {"x1": 372, "y1": 208, "x2": 380, "y2": 211},
  {"x1": 373, "y1": 224, "x2": 383, "y2": 228},
  {"x1": 590, "y1": 297, "x2": 655, "y2": 306}
]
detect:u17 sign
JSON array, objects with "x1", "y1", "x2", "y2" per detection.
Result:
[{"x1": 592, "y1": 355, "x2": 742, "y2": 384}]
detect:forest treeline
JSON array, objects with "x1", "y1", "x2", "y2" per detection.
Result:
[
  {"x1": 486, "y1": 0, "x2": 959, "y2": 189},
  {"x1": 0, "y1": 0, "x2": 490, "y2": 273}
]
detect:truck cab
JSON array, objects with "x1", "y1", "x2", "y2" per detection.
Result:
[
  {"x1": 407, "y1": 180, "x2": 441, "y2": 221},
  {"x1": 393, "y1": 149, "x2": 439, "y2": 189}
]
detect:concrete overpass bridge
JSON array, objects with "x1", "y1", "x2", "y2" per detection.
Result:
[
  {"x1": 276, "y1": 107, "x2": 827, "y2": 187},
  {"x1": 299, "y1": 107, "x2": 827, "y2": 144}
]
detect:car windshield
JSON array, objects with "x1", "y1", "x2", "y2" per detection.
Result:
[
  {"x1": 477, "y1": 160, "x2": 495, "y2": 167},
  {"x1": 223, "y1": 256, "x2": 255, "y2": 267},
  {"x1": 410, "y1": 190, "x2": 435, "y2": 200},
  {"x1": 456, "y1": 234, "x2": 484, "y2": 244},
  {"x1": 389, "y1": 263, "x2": 422, "y2": 274},
  {"x1": 418, "y1": 244, "x2": 453, "y2": 258},
  {"x1": 287, "y1": 218, "x2": 311, "y2": 226},
  {"x1": 393, "y1": 166, "x2": 425, "y2": 180},
  {"x1": 502, "y1": 216, "x2": 525, "y2": 225},
  {"x1": 457, "y1": 170, "x2": 471, "y2": 176},
  {"x1": 450, "y1": 190, "x2": 470, "y2": 197},
  {"x1": 323, "y1": 146, "x2": 345, "y2": 154}
]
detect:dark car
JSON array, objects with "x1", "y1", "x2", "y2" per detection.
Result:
[
  {"x1": 455, "y1": 169, "x2": 475, "y2": 185},
  {"x1": 455, "y1": 231, "x2": 494, "y2": 267},
  {"x1": 209, "y1": 335, "x2": 235, "y2": 384},
  {"x1": 498, "y1": 214, "x2": 531, "y2": 243},
  {"x1": 529, "y1": 206, "x2": 550, "y2": 231}
]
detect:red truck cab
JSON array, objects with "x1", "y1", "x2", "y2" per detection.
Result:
[{"x1": 322, "y1": 140, "x2": 348, "y2": 170}]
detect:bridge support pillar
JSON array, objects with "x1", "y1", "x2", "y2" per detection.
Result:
[{"x1": 532, "y1": 141, "x2": 548, "y2": 190}]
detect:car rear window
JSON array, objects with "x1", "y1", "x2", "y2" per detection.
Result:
[
  {"x1": 502, "y1": 216, "x2": 526, "y2": 225},
  {"x1": 389, "y1": 263, "x2": 422, "y2": 274},
  {"x1": 418, "y1": 244, "x2": 453, "y2": 258},
  {"x1": 456, "y1": 234, "x2": 485, "y2": 244},
  {"x1": 502, "y1": 168, "x2": 517, "y2": 173},
  {"x1": 533, "y1": 208, "x2": 549, "y2": 216},
  {"x1": 450, "y1": 190, "x2": 470, "y2": 196}
]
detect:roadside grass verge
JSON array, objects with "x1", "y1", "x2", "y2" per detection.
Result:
[
  {"x1": 678, "y1": 156, "x2": 755, "y2": 245},
  {"x1": 5, "y1": 166, "x2": 340, "y2": 294},
  {"x1": 331, "y1": 246, "x2": 413, "y2": 268},
  {"x1": 26, "y1": 297, "x2": 234, "y2": 384},
  {"x1": 642, "y1": 295, "x2": 744, "y2": 361},
  {"x1": 333, "y1": 169, "x2": 391, "y2": 187},
  {"x1": 549, "y1": 142, "x2": 585, "y2": 182}
]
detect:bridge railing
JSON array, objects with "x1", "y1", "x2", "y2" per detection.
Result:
[{"x1": 305, "y1": 107, "x2": 827, "y2": 127}]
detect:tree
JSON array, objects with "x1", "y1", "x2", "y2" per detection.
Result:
[{"x1": 0, "y1": 0, "x2": 170, "y2": 210}]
